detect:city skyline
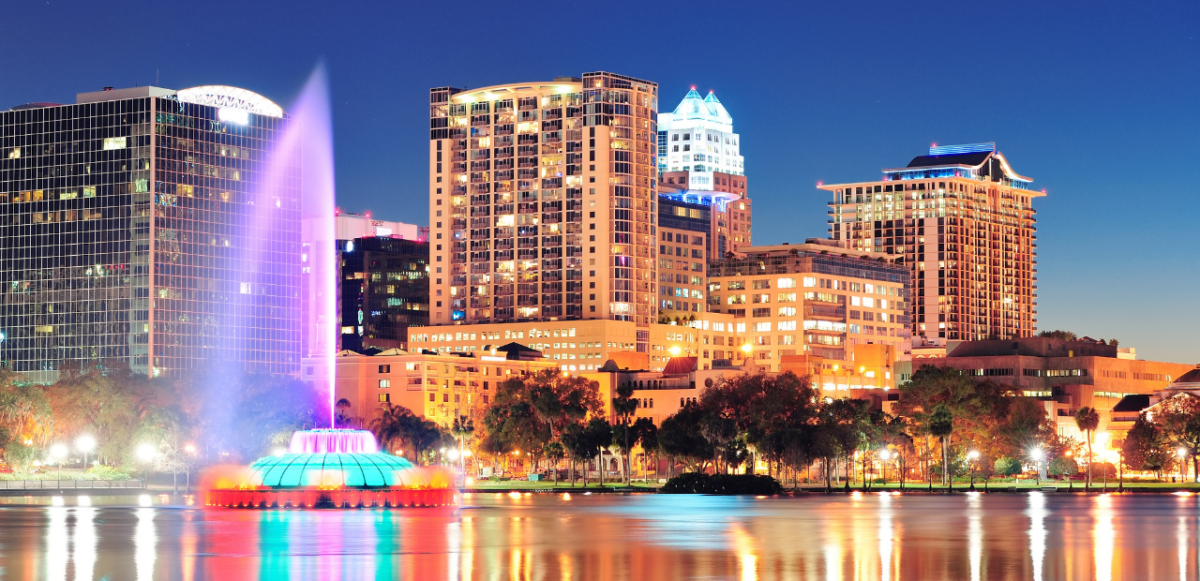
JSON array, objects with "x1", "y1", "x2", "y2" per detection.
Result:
[{"x1": 2, "y1": 1, "x2": 1197, "y2": 363}]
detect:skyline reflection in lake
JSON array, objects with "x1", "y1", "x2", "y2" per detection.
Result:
[{"x1": 0, "y1": 492, "x2": 1196, "y2": 580}]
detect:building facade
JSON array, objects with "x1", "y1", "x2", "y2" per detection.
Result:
[
  {"x1": 656, "y1": 89, "x2": 744, "y2": 187},
  {"x1": 408, "y1": 310, "x2": 744, "y2": 374},
  {"x1": 335, "y1": 211, "x2": 425, "y2": 242},
  {"x1": 904, "y1": 337, "x2": 1194, "y2": 439},
  {"x1": 0, "y1": 85, "x2": 299, "y2": 381},
  {"x1": 338, "y1": 236, "x2": 428, "y2": 352},
  {"x1": 705, "y1": 241, "x2": 910, "y2": 387},
  {"x1": 428, "y1": 72, "x2": 659, "y2": 329},
  {"x1": 820, "y1": 143, "x2": 1040, "y2": 342},
  {"x1": 306, "y1": 344, "x2": 559, "y2": 428}
]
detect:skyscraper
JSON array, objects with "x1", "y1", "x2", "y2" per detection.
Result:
[
  {"x1": 657, "y1": 88, "x2": 751, "y2": 258},
  {"x1": 819, "y1": 143, "x2": 1040, "y2": 342},
  {"x1": 428, "y1": 72, "x2": 659, "y2": 328},
  {"x1": 0, "y1": 85, "x2": 300, "y2": 382}
]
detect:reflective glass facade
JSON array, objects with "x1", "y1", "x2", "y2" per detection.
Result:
[{"x1": 0, "y1": 90, "x2": 299, "y2": 381}]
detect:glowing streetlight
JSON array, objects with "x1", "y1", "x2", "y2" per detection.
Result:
[
  {"x1": 1030, "y1": 449, "x2": 1045, "y2": 486},
  {"x1": 136, "y1": 443, "x2": 157, "y2": 484},
  {"x1": 76, "y1": 435, "x2": 96, "y2": 471},
  {"x1": 741, "y1": 343, "x2": 753, "y2": 356},
  {"x1": 184, "y1": 443, "x2": 197, "y2": 493},
  {"x1": 50, "y1": 444, "x2": 68, "y2": 480},
  {"x1": 879, "y1": 450, "x2": 892, "y2": 486},
  {"x1": 668, "y1": 346, "x2": 682, "y2": 357},
  {"x1": 967, "y1": 450, "x2": 980, "y2": 491},
  {"x1": 1179, "y1": 448, "x2": 1189, "y2": 482}
]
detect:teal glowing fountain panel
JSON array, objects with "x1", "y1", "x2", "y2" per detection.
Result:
[{"x1": 250, "y1": 453, "x2": 415, "y2": 488}]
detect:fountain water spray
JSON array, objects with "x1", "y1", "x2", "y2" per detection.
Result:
[
  {"x1": 292, "y1": 64, "x2": 338, "y2": 426},
  {"x1": 202, "y1": 66, "x2": 456, "y2": 509}
]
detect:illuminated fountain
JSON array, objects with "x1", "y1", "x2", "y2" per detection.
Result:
[
  {"x1": 206, "y1": 429, "x2": 455, "y2": 509},
  {"x1": 206, "y1": 66, "x2": 454, "y2": 509}
]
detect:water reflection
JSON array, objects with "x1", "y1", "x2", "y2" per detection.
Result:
[
  {"x1": 1028, "y1": 492, "x2": 1047, "y2": 581},
  {"x1": 74, "y1": 505, "x2": 96, "y2": 581},
  {"x1": 1, "y1": 493, "x2": 1199, "y2": 579},
  {"x1": 967, "y1": 492, "x2": 982, "y2": 581},
  {"x1": 1093, "y1": 495, "x2": 1114, "y2": 581},
  {"x1": 136, "y1": 507, "x2": 156, "y2": 580}
]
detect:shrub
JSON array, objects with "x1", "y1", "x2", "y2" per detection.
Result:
[
  {"x1": 1087, "y1": 462, "x2": 1116, "y2": 479},
  {"x1": 660, "y1": 472, "x2": 782, "y2": 495},
  {"x1": 993, "y1": 457, "x2": 1023, "y2": 478},
  {"x1": 1048, "y1": 457, "x2": 1079, "y2": 479},
  {"x1": 86, "y1": 465, "x2": 132, "y2": 480}
]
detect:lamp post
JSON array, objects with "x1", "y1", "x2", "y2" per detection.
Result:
[
  {"x1": 879, "y1": 450, "x2": 891, "y2": 487},
  {"x1": 50, "y1": 444, "x2": 68, "y2": 480},
  {"x1": 76, "y1": 435, "x2": 96, "y2": 472},
  {"x1": 1031, "y1": 449, "x2": 1044, "y2": 487},
  {"x1": 1178, "y1": 448, "x2": 1188, "y2": 483},
  {"x1": 1114, "y1": 449, "x2": 1124, "y2": 493},
  {"x1": 967, "y1": 450, "x2": 980, "y2": 491},
  {"x1": 136, "y1": 443, "x2": 157, "y2": 486},
  {"x1": 184, "y1": 444, "x2": 196, "y2": 494}
]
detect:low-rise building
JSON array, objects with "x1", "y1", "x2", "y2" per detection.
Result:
[
  {"x1": 904, "y1": 337, "x2": 1193, "y2": 439},
  {"x1": 303, "y1": 343, "x2": 558, "y2": 428},
  {"x1": 410, "y1": 312, "x2": 742, "y2": 374}
]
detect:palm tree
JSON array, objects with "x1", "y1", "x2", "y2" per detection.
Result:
[
  {"x1": 1075, "y1": 407, "x2": 1100, "y2": 490},
  {"x1": 543, "y1": 441, "x2": 565, "y2": 484},
  {"x1": 451, "y1": 415, "x2": 474, "y2": 480},
  {"x1": 929, "y1": 403, "x2": 954, "y2": 488}
]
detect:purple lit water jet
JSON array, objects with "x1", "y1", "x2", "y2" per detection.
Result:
[{"x1": 291, "y1": 65, "x2": 338, "y2": 426}]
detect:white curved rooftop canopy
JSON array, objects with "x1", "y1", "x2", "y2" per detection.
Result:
[{"x1": 176, "y1": 85, "x2": 284, "y2": 118}]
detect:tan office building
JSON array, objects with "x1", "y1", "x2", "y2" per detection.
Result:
[
  {"x1": 428, "y1": 72, "x2": 659, "y2": 330},
  {"x1": 706, "y1": 240, "x2": 911, "y2": 389},
  {"x1": 819, "y1": 143, "x2": 1041, "y2": 342},
  {"x1": 304, "y1": 344, "x2": 559, "y2": 428},
  {"x1": 408, "y1": 312, "x2": 740, "y2": 374}
]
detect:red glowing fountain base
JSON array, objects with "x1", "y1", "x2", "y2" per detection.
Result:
[{"x1": 206, "y1": 487, "x2": 456, "y2": 509}]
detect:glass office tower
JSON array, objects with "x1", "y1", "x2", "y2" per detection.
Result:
[{"x1": 0, "y1": 85, "x2": 300, "y2": 382}]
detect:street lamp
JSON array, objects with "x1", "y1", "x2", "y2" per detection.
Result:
[
  {"x1": 1111, "y1": 449, "x2": 1124, "y2": 493},
  {"x1": 1178, "y1": 448, "x2": 1188, "y2": 482},
  {"x1": 967, "y1": 450, "x2": 980, "y2": 491},
  {"x1": 184, "y1": 444, "x2": 197, "y2": 494},
  {"x1": 50, "y1": 444, "x2": 68, "y2": 480},
  {"x1": 1030, "y1": 449, "x2": 1044, "y2": 487},
  {"x1": 76, "y1": 435, "x2": 96, "y2": 472},
  {"x1": 136, "y1": 443, "x2": 157, "y2": 485},
  {"x1": 879, "y1": 450, "x2": 892, "y2": 486}
]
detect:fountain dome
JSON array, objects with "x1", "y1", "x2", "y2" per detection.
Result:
[{"x1": 206, "y1": 429, "x2": 455, "y2": 509}]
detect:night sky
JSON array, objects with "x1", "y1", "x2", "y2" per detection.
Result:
[{"x1": 3, "y1": 0, "x2": 1198, "y2": 362}]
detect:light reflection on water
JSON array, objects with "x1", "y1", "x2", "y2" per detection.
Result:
[{"x1": 1, "y1": 493, "x2": 1199, "y2": 580}]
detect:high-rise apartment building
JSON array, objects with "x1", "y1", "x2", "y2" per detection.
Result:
[
  {"x1": 428, "y1": 72, "x2": 659, "y2": 329},
  {"x1": 706, "y1": 241, "x2": 911, "y2": 386},
  {"x1": 0, "y1": 85, "x2": 299, "y2": 382},
  {"x1": 819, "y1": 143, "x2": 1040, "y2": 342}
]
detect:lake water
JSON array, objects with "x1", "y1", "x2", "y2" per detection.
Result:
[{"x1": 0, "y1": 491, "x2": 1195, "y2": 580}]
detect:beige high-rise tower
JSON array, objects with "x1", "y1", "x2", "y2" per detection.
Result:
[
  {"x1": 428, "y1": 72, "x2": 659, "y2": 329},
  {"x1": 819, "y1": 143, "x2": 1041, "y2": 342}
]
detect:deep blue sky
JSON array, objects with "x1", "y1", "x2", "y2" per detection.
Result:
[{"x1": 3, "y1": 0, "x2": 1198, "y2": 362}]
